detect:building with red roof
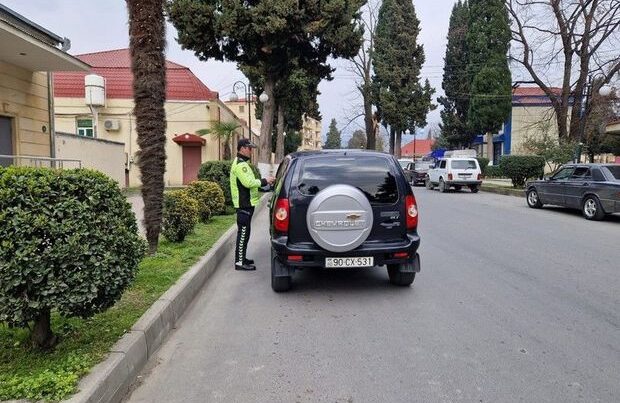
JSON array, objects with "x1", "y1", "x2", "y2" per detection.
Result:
[
  {"x1": 401, "y1": 139, "x2": 434, "y2": 158},
  {"x1": 53, "y1": 49, "x2": 253, "y2": 186}
]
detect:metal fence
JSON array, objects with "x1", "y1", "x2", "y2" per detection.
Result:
[{"x1": 0, "y1": 154, "x2": 82, "y2": 169}]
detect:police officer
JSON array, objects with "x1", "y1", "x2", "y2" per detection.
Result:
[{"x1": 230, "y1": 138, "x2": 275, "y2": 271}]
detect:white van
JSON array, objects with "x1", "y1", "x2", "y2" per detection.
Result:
[{"x1": 426, "y1": 157, "x2": 482, "y2": 193}]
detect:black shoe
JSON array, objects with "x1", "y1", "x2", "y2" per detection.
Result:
[
  {"x1": 244, "y1": 258, "x2": 255, "y2": 265},
  {"x1": 235, "y1": 263, "x2": 256, "y2": 271}
]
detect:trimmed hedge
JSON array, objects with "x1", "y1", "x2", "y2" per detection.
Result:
[
  {"x1": 161, "y1": 190, "x2": 199, "y2": 242},
  {"x1": 0, "y1": 167, "x2": 145, "y2": 331},
  {"x1": 197, "y1": 161, "x2": 233, "y2": 207},
  {"x1": 499, "y1": 155, "x2": 545, "y2": 188},
  {"x1": 186, "y1": 181, "x2": 225, "y2": 220},
  {"x1": 476, "y1": 157, "x2": 490, "y2": 176},
  {"x1": 485, "y1": 165, "x2": 503, "y2": 178}
]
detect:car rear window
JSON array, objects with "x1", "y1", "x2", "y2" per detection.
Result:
[
  {"x1": 297, "y1": 156, "x2": 398, "y2": 204},
  {"x1": 451, "y1": 159, "x2": 478, "y2": 169},
  {"x1": 604, "y1": 165, "x2": 620, "y2": 180}
]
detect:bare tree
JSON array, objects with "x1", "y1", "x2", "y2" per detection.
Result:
[
  {"x1": 347, "y1": 0, "x2": 381, "y2": 150},
  {"x1": 507, "y1": 0, "x2": 620, "y2": 140}
]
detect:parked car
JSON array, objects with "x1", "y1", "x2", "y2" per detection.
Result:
[
  {"x1": 426, "y1": 157, "x2": 482, "y2": 193},
  {"x1": 525, "y1": 163, "x2": 620, "y2": 220},
  {"x1": 269, "y1": 150, "x2": 421, "y2": 292},
  {"x1": 404, "y1": 161, "x2": 434, "y2": 186}
]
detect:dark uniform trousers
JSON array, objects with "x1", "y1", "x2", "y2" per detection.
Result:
[{"x1": 235, "y1": 207, "x2": 255, "y2": 264}]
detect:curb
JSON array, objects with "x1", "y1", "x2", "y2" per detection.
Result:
[
  {"x1": 481, "y1": 185, "x2": 525, "y2": 198},
  {"x1": 66, "y1": 195, "x2": 270, "y2": 403}
]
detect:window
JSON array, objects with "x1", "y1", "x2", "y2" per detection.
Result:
[
  {"x1": 451, "y1": 159, "x2": 478, "y2": 169},
  {"x1": 77, "y1": 118, "x2": 94, "y2": 137},
  {"x1": 603, "y1": 166, "x2": 620, "y2": 181},
  {"x1": 238, "y1": 105, "x2": 245, "y2": 113},
  {"x1": 592, "y1": 168, "x2": 606, "y2": 181},
  {"x1": 570, "y1": 167, "x2": 591, "y2": 180},
  {"x1": 298, "y1": 156, "x2": 398, "y2": 204},
  {"x1": 552, "y1": 167, "x2": 574, "y2": 180},
  {"x1": 439, "y1": 160, "x2": 447, "y2": 169}
]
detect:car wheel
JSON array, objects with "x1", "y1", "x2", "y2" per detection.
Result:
[
  {"x1": 582, "y1": 196, "x2": 605, "y2": 221},
  {"x1": 526, "y1": 188, "x2": 542, "y2": 208},
  {"x1": 271, "y1": 252, "x2": 292, "y2": 292},
  {"x1": 387, "y1": 264, "x2": 415, "y2": 286},
  {"x1": 439, "y1": 178, "x2": 448, "y2": 193},
  {"x1": 469, "y1": 185, "x2": 480, "y2": 193},
  {"x1": 425, "y1": 178, "x2": 434, "y2": 190}
]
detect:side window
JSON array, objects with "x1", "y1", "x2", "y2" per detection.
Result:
[
  {"x1": 439, "y1": 160, "x2": 446, "y2": 169},
  {"x1": 591, "y1": 168, "x2": 605, "y2": 181},
  {"x1": 571, "y1": 167, "x2": 591, "y2": 180},
  {"x1": 552, "y1": 167, "x2": 574, "y2": 180}
]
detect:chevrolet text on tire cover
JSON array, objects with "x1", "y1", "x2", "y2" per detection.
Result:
[{"x1": 269, "y1": 150, "x2": 421, "y2": 292}]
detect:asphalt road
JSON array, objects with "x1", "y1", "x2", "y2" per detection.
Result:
[{"x1": 125, "y1": 188, "x2": 620, "y2": 403}]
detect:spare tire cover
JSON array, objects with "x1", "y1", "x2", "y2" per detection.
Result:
[{"x1": 306, "y1": 184, "x2": 374, "y2": 253}]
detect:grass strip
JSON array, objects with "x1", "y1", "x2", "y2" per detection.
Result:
[{"x1": 0, "y1": 214, "x2": 236, "y2": 401}]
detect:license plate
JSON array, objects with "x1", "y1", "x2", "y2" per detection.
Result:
[
  {"x1": 325, "y1": 257, "x2": 374, "y2": 268},
  {"x1": 459, "y1": 173, "x2": 472, "y2": 177}
]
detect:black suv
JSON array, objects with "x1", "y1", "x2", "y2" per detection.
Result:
[{"x1": 269, "y1": 150, "x2": 421, "y2": 292}]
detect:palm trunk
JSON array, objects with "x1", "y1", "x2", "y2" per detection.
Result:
[
  {"x1": 276, "y1": 104, "x2": 285, "y2": 163},
  {"x1": 259, "y1": 78, "x2": 276, "y2": 163},
  {"x1": 31, "y1": 308, "x2": 56, "y2": 349},
  {"x1": 127, "y1": 0, "x2": 167, "y2": 254}
]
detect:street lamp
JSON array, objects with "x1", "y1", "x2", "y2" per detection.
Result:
[
  {"x1": 405, "y1": 129, "x2": 416, "y2": 159},
  {"x1": 230, "y1": 81, "x2": 254, "y2": 138}
]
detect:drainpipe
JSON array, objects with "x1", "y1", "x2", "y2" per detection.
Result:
[{"x1": 48, "y1": 72, "x2": 56, "y2": 164}]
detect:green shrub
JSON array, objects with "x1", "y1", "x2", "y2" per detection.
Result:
[
  {"x1": 0, "y1": 167, "x2": 145, "y2": 347},
  {"x1": 499, "y1": 155, "x2": 545, "y2": 188},
  {"x1": 484, "y1": 165, "x2": 503, "y2": 178},
  {"x1": 162, "y1": 190, "x2": 199, "y2": 242},
  {"x1": 186, "y1": 180, "x2": 225, "y2": 221},
  {"x1": 476, "y1": 157, "x2": 490, "y2": 176},
  {"x1": 197, "y1": 160, "x2": 233, "y2": 206}
]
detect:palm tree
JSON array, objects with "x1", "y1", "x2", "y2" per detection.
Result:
[
  {"x1": 197, "y1": 121, "x2": 241, "y2": 160},
  {"x1": 127, "y1": 0, "x2": 167, "y2": 254}
]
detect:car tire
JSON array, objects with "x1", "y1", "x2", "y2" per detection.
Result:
[
  {"x1": 425, "y1": 178, "x2": 434, "y2": 190},
  {"x1": 469, "y1": 185, "x2": 480, "y2": 193},
  {"x1": 526, "y1": 188, "x2": 543, "y2": 208},
  {"x1": 271, "y1": 253, "x2": 292, "y2": 292},
  {"x1": 387, "y1": 264, "x2": 415, "y2": 286},
  {"x1": 582, "y1": 195, "x2": 605, "y2": 221},
  {"x1": 439, "y1": 178, "x2": 448, "y2": 193}
]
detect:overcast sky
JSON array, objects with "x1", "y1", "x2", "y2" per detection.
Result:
[{"x1": 4, "y1": 0, "x2": 466, "y2": 144}]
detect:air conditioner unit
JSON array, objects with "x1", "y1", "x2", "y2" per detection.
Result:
[{"x1": 104, "y1": 119, "x2": 121, "y2": 131}]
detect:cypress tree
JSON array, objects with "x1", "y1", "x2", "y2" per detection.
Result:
[
  {"x1": 466, "y1": 0, "x2": 512, "y2": 136},
  {"x1": 438, "y1": 0, "x2": 472, "y2": 148},
  {"x1": 373, "y1": 0, "x2": 435, "y2": 157},
  {"x1": 324, "y1": 119, "x2": 342, "y2": 149}
]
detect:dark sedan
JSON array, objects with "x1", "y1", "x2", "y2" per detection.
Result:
[{"x1": 525, "y1": 163, "x2": 620, "y2": 220}]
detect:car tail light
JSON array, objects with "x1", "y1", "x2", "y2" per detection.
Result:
[
  {"x1": 477, "y1": 173, "x2": 482, "y2": 180},
  {"x1": 274, "y1": 198, "x2": 290, "y2": 233},
  {"x1": 288, "y1": 255, "x2": 303, "y2": 262},
  {"x1": 448, "y1": 173, "x2": 453, "y2": 181},
  {"x1": 393, "y1": 252, "x2": 408, "y2": 258},
  {"x1": 405, "y1": 195, "x2": 418, "y2": 230}
]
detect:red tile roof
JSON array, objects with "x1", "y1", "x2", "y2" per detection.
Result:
[
  {"x1": 172, "y1": 133, "x2": 206, "y2": 146},
  {"x1": 54, "y1": 48, "x2": 217, "y2": 101},
  {"x1": 401, "y1": 139, "x2": 434, "y2": 157},
  {"x1": 512, "y1": 86, "x2": 563, "y2": 106}
]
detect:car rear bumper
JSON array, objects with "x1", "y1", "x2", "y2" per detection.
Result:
[
  {"x1": 271, "y1": 233, "x2": 421, "y2": 268},
  {"x1": 446, "y1": 180, "x2": 482, "y2": 186}
]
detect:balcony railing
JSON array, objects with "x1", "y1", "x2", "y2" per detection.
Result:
[{"x1": 0, "y1": 154, "x2": 82, "y2": 169}]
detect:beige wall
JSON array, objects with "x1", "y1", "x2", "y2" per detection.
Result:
[
  {"x1": 0, "y1": 61, "x2": 51, "y2": 158},
  {"x1": 224, "y1": 100, "x2": 262, "y2": 135},
  {"x1": 511, "y1": 105, "x2": 560, "y2": 154},
  {"x1": 55, "y1": 97, "x2": 241, "y2": 187},
  {"x1": 55, "y1": 132, "x2": 125, "y2": 184}
]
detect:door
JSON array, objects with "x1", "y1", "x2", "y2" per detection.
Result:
[
  {"x1": 543, "y1": 167, "x2": 574, "y2": 205},
  {"x1": 0, "y1": 117, "x2": 13, "y2": 167},
  {"x1": 182, "y1": 146, "x2": 202, "y2": 185},
  {"x1": 564, "y1": 167, "x2": 591, "y2": 208}
]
